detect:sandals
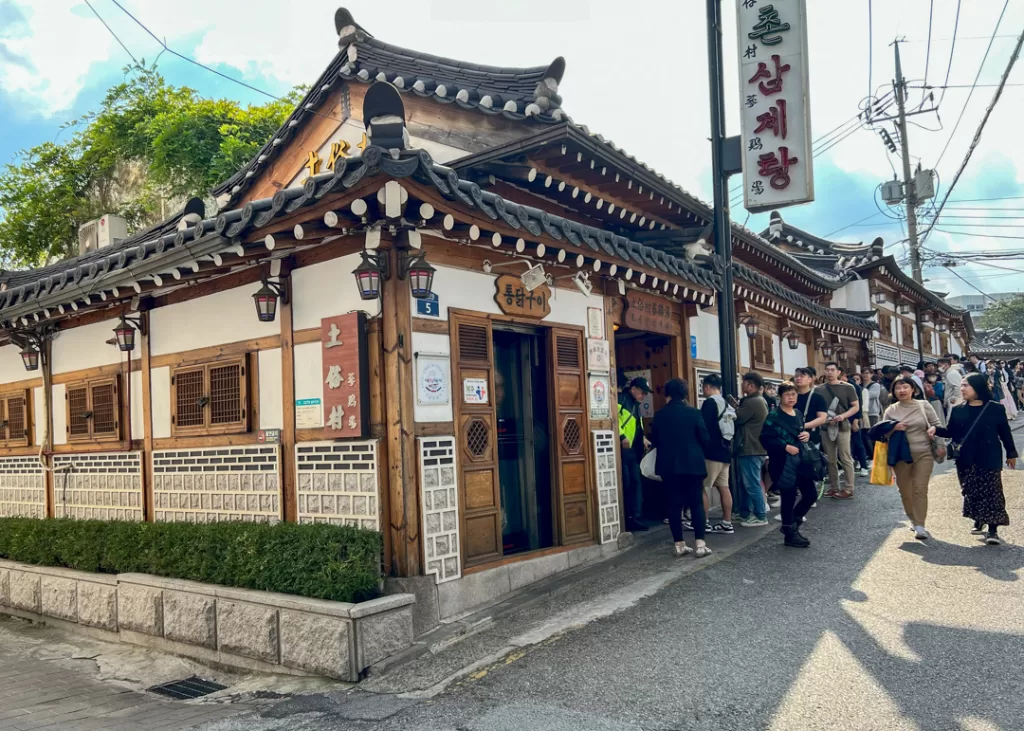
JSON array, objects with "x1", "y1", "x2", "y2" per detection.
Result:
[
  {"x1": 673, "y1": 542, "x2": 694, "y2": 557},
  {"x1": 695, "y1": 544, "x2": 713, "y2": 558}
]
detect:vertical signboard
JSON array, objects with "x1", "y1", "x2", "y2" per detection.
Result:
[
  {"x1": 737, "y1": 0, "x2": 813, "y2": 212},
  {"x1": 321, "y1": 312, "x2": 370, "y2": 438}
]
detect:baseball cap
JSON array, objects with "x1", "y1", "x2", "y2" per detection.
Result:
[{"x1": 630, "y1": 377, "x2": 652, "y2": 394}]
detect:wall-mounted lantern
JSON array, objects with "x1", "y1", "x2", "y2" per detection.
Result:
[
  {"x1": 740, "y1": 315, "x2": 760, "y2": 339},
  {"x1": 252, "y1": 280, "x2": 287, "y2": 322},
  {"x1": 351, "y1": 229, "x2": 437, "y2": 301},
  {"x1": 113, "y1": 315, "x2": 146, "y2": 353},
  {"x1": 783, "y1": 329, "x2": 800, "y2": 350},
  {"x1": 20, "y1": 346, "x2": 39, "y2": 371}
]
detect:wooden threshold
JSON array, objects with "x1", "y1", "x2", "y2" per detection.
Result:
[{"x1": 462, "y1": 541, "x2": 597, "y2": 577}]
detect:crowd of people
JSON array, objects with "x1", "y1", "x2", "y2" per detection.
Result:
[{"x1": 618, "y1": 353, "x2": 1020, "y2": 557}]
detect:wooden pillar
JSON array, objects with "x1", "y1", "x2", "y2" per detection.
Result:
[
  {"x1": 140, "y1": 312, "x2": 155, "y2": 521},
  {"x1": 367, "y1": 317, "x2": 392, "y2": 576},
  {"x1": 43, "y1": 336, "x2": 54, "y2": 519},
  {"x1": 381, "y1": 239, "x2": 421, "y2": 577},
  {"x1": 280, "y1": 267, "x2": 297, "y2": 523}
]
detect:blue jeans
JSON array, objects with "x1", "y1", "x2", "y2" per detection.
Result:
[{"x1": 736, "y1": 455, "x2": 767, "y2": 520}]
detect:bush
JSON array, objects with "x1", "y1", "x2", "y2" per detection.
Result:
[{"x1": 0, "y1": 518, "x2": 382, "y2": 604}]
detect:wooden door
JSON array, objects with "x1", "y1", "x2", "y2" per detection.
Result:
[
  {"x1": 450, "y1": 313, "x2": 502, "y2": 566},
  {"x1": 548, "y1": 327, "x2": 594, "y2": 545}
]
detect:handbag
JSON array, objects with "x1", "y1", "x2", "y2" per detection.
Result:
[
  {"x1": 948, "y1": 402, "x2": 991, "y2": 460},
  {"x1": 639, "y1": 449, "x2": 661, "y2": 482},
  {"x1": 870, "y1": 442, "x2": 894, "y2": 485},
  {"x1": 917, "y1": 401, "x2": 946, "y2": 464}
]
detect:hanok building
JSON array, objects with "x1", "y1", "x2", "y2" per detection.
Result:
[{"x1": 0, "y1": 8, "x2": 967, "y2": 627}]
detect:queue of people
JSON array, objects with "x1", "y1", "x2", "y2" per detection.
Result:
[{"x1": 620, "y1": 353, "x2": 1019, "y2": 556}]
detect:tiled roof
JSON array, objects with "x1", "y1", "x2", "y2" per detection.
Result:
[{"x1": 213, "y1": 8, "x2": 566, "y2": 205}]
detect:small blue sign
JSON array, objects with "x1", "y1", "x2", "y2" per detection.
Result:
[
  {"x1": 690, "y1": 335, "x2": 698, "y2": 359},
  {"x1": 417, "y1": 293, "x2": 440, "y2": 317}
]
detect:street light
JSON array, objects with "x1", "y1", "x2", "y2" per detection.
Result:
[
  {"x1": 821, "y1": 341, "x2": 835, "y2": 358},
  {"x1": 784, "y1": 329, "x2": 800, "y2": 350},
  {"x1": 740, "y1": 315, "x2": 759, "y2": 340},
  {"x1": 873, "y1": 290, "x2": 887, "y2": 305},
  {"x1": 353, "y1": 251, "x2": 385, "y2": 300},
  {"x1": 402, "y1": 255, "x2": 437, "y2": 301}
]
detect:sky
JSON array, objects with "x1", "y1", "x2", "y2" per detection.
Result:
[{"x1": 1, "y1": 0, "x2": 1023, "y2": 298}]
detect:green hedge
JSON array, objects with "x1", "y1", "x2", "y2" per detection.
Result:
[{"x1": 0, "y1": 518, "x2": 382, "y2": 604}]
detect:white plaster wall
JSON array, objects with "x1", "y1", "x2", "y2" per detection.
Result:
[
  {"x1": 51, "y1": 319, "x2": 139, "y2": 374},
  {"x1": 413, "y1": 332, "x2": 453, "y2": 423},
  {"x1": 831, "y1": 285, "x2": 849, "y2": 310},
  {"x1": 846, "y1": 279, "x2": 871, "y2": 311},
  {"x1": 409, "y1": 264, "x2": 603, "y2": 328},
  {"x1": 951, "y1": 337, "x2": 964, "y2": 357},
  {"x1": 150, "y1": 284, "x2": 278, "y2": 356},
  {"x1": 786, "y1": 342, "x2": 810, "y2": 372},
  {"x1": 52, "y1": 384, "x2": 67, "y2": 446},
  {"x1": 291, "y1": 253, "x2": 380, "y2": 331},
  {"x1": 738, "y1": 329, "x2": 751, "y2": 370},
  {"x1": 130, "y1": 371, "x2": 144, "y2": 440},
  {"x1": 0, "y1": 344, "x2": 28, "y2": 384},
  {"x1": 258, "y1": 348, "x2": 284, "y2": 430},
  {"x1": 151, "y1": 367, "x2": 171, "y2": 439},
  {"x1": 771, "y1": 334, "x2": 782, "y2": 373},
  {"x1": 33, "y1": 386, "x2": 45, "y2": 445},
  {"x1": 294, "y1": 342, "x2": 324, "y2": 406},
  {"x1": 690, "y1": 309, "x2": 720, "y2": 364}
]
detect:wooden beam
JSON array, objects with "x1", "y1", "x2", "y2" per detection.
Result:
[
  {"x1": 280, "y1": 265, "x2": 297, "y2": 523},
  {"x1": 413, "y1": 421, "x2": 455, "y2": 436},
  {"x1": 380, "y1": 237, "x2": 421, "y2": 577},
  {"x1": 52, "y1": 360, "x2": 142, "y2": 385},
  {"x1": 140, "y1": 312, "x2": 154, "y2": 522},
  {"x1": 149, "y1": 335, "x2": 281, "y2": 369}
]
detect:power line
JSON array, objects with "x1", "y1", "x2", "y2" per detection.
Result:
[
  {"x1": 944, "y1": 265, "x2": 1001, "y2": 302},
  {"x1": 937, "y1": 0, "x2": 961, "y2": 107},
  {"x1": 924, "y1": 0, "x2": 935, "y2": 87},
  {"x1": 932, "y1": 229, "x2": 1024, "y2": 240},
  {"x1": 824, "y1": 211, "x2": 886, "y2": 237},
  {"x1": 944, "y1": 195, "x2": 1024, "y2": 202},
  {"x1": 84, "y1": 0, "x2": 138, "y2": 65},
  {"x1": 933, "y1": 1, "x2": 1010, "y2": 170},
  {"x1": 922, "y1": 24, "x2": 1023, "y2": 245}
]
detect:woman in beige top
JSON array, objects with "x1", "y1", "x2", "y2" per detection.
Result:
[{"x1": 883, "y1": 375, "x2": 942, "y2": 539}]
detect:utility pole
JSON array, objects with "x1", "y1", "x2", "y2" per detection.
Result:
[
  {"x1": 706, "y1": 0, "x2": 739, "y2": 401},
  {"x1": 892, "y1": 39, "x2": 923, "y2": 284}
]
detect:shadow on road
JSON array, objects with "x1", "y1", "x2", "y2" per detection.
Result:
[{"x1": 899, "y1": 538, "x2": 1024, "y2": 582}]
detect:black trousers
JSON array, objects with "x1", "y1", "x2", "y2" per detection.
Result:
[
  {"x1": 621, "y1": 449, "x2": 642, "y2": 521},
  {"x1": 780, "y1": 474, "x2": 817, "y2": 528},
  {"x1": 666, "y1": 473, "x2": 706, "y2": 542}
]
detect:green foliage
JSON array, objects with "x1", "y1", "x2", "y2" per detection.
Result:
[
  {"x1": 0, "y1": 518, "x2": 382, "y2": 603},
  {"x1": 0, "y1": 65, "x2": 299, "y2": 267},
  {"x1": 977, "y1": 294, "x2": 1024, "y2": 333}
]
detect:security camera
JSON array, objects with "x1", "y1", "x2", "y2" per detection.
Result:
[{"x1": 572, "y1": 270, "x2": 593, "y2": 297}]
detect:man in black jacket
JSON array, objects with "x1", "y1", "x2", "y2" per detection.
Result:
[{"x1": 699, "y1": 374, "x2": 735, "y2": 533}]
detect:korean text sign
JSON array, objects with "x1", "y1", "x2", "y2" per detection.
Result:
[
  {"x1": 737, "y1": 0, "x2": 813, "y2": 212},
  {"x1": 321, "y1": 312, "x2": 370, "y2": 438}
]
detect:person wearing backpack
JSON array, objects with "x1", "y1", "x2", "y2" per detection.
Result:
[{"x1": 699, "y1": 374, "x2": 735, "y2": 534}]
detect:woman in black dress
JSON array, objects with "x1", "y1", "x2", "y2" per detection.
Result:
[{"x1": 936, "y1": 373, "x2": 1018, "y2": 545}]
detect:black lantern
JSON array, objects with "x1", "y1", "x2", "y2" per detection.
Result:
[
  {"x1": 785, "y1": 330, "x2": 800, "y2": 350},
  {"x1": 937, "y1": 320, "x2": 949, "y2": 333},
  {"x1": 405, "y1": 255, "x2": 436, "y2": 300},
  {"x1": 741, "y1": 316, "x2": 760, "y2": 339},
  {"x1": 20, "y1": 346, "x2": 39, "y2": 371},
  {"x1": 898, "y1": 302, "x2": 911, "y2": 315},
  {"x1": 836, "y1": 346, "x2": 849, "y2": 359},
  {"x1": 252, "y1": 280, "x2": 285, "y2": 322},
  {"x1": 822, "y1": 341, "x2": 835, "y2": 358},
  {"x1": 113, "y1": 316, "x2": 137, "y2": 352},
  {"x1": 873, "y1": 290, "x2": 887, "y2": 304},
  {"x1": 353, "y1": 252, "x2": 384, "y2": 300}
]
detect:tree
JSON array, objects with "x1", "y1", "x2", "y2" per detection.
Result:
[
  {"x1": 977, "y1": 293, "x2": 1024, "y2": 333},
  {"x1": 0, "y1": 65, "x2": 300, "y2": 267}
]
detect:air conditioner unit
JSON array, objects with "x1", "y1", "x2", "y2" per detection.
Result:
[{"x1": 78, "y1": 214, "x2": 128, "y2": 256}]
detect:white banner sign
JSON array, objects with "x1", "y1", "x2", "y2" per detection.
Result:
[{"x1": 736, "y1": 0, "x2": 813, "y2": 212}]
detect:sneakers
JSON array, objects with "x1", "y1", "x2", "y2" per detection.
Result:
[
  {"x1": 767, "y1": 494, "x2": 782, "y2": 508},
  {"x1": 832, "y1": 490, "x2": 854, "y2": 500},
  {"x1": 857, "y1": 468, "x2": 870, "y2": 477},
  {"x1": 913, "y1": 525, "x2": 930, "y2": 540},
  {"x1": 971, "y1": 521, "x2": 986, "y2": 535},
  {"x1": 774, "y1": 514, "x2": 806, "y2": 523},
  {"x1": 823, "y1": 489, "x2": 840, "y2": 499},
  {"x1": 710, "y1": 521, "x2": 735, "y2": 534},
  {"x1": 673, "y1": 542, "x2": 694, "y2": 557},
  {"x1": 986, "y1": 533, "x2": 1003, "y2": 546},
  {"x1": 739, "y1": 516, "x2": 769, "y2": 527},
  {"x1": 681, "y1": 519, "x2": 693, "y2": 532}
]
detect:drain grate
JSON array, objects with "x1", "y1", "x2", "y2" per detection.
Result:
[{"x1": 148, "y1": 676, "x2": 227, "y2": 700}]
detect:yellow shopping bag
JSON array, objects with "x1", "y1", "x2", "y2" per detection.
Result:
[{"x1": 870, "y1": 442, "x2": 894, "y2": 485}]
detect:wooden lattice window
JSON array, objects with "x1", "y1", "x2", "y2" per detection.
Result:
[
  {"x1": 0, "y1": 390, "x2": 31, "y2": 447},
  {"x1": 901, "y1": 320, "x2": 916, "y2": 346},
  {"x1": 877, "y1": 312, "x2": 893, "y2": 341},
  {"x1": 66, "y1": 377, "x2": 120, "y2": 442},
  {"x1": 171, "y1": 356, "x2": 248, "y2": 436},
  {"x1": 940, "y1": 334, "x2": 950, "y2": 354}
]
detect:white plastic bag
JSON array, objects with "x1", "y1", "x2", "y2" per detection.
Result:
[{"x1": 640, "y1": 449, "x2": 661, "y2": 481}]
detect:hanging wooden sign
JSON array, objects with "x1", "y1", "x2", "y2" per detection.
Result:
[
  {"x1": 624, "y1": 290, "x2": 675, "y2": 335},
  {"x1": 493, "y1": 275, "x2": 552, "y2": 319}
]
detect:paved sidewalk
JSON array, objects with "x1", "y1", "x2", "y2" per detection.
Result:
[{"x1": 0, "y1": 640, "x2": 239, "y2": 730}]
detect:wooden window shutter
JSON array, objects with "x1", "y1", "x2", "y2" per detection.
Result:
[
  {"x1": 6, "y1": 395, "x2": 26, "y2": 443},
  {"x1": 67, "y1": 385, "x2": 90, "y2": 438},
  {"x1": 458, "y1": 323, "x2": 489, "y2": 363},
  {"x1": 90, "y1": 380, "x2": 117, "y2": 436},
  {"x1": 209, "y1": 362, "x2": 244, "y2": 425},
  {"x1": 173, "y1": 367, "x2": 205, "y2": 428},
  {"x1": 171, "y1": 357, "x2": 249, "y2": 436}
]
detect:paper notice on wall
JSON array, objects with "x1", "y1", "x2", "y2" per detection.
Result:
[
  {"x1": 463, "y1": 378, "x2": 489, "y2": 404},
  {"x1": 295, "y1": 398, "x2": 323, "y2": 429}
]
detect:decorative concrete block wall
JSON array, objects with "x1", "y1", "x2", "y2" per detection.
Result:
[
  {"x1": 153, "y1": 446, "x2": 281, "y2": 523},
  {"x1": 0, "y1": 559, "x2": 414, "y2": 682},
  {"x1": 52, "y1": 452, "x2": 143, "y2": 521},
  {"x1": 0, "y1": 456, "x2": 46, "y2": 518},
  {"x1": 295, "y1": 441, "x2": 379, "y2": 529},
  {"x1": 418, "y1": 436, "x2": 461, "y2": 583},
  {"x1": 593, "y1": 430, "x2": 621, "y2": 545}
]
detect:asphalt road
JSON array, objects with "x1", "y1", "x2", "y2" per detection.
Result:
[{"x1": 203, "y1": 425, "x2": 1024, "y2": 731}]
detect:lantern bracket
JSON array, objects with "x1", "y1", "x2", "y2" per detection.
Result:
[
  {"x1": 260, "y1": 278, "x2": 289, "y2": 306},
  {"x1": 119, "y1": 314, "x2": 147, "y2": 337}
]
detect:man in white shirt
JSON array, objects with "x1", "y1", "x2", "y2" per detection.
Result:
[{"x1": 939, "y1": 354, "x2": 965, "y2": 419}]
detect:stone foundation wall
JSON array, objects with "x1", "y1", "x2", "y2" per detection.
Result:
[{"x1": 0, "y1": 559, "x2": 413, "y2": 682}]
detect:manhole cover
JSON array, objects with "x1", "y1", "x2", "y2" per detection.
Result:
[{"x1": 148, "y1": 676, "x2": 227, "y2": 700}]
